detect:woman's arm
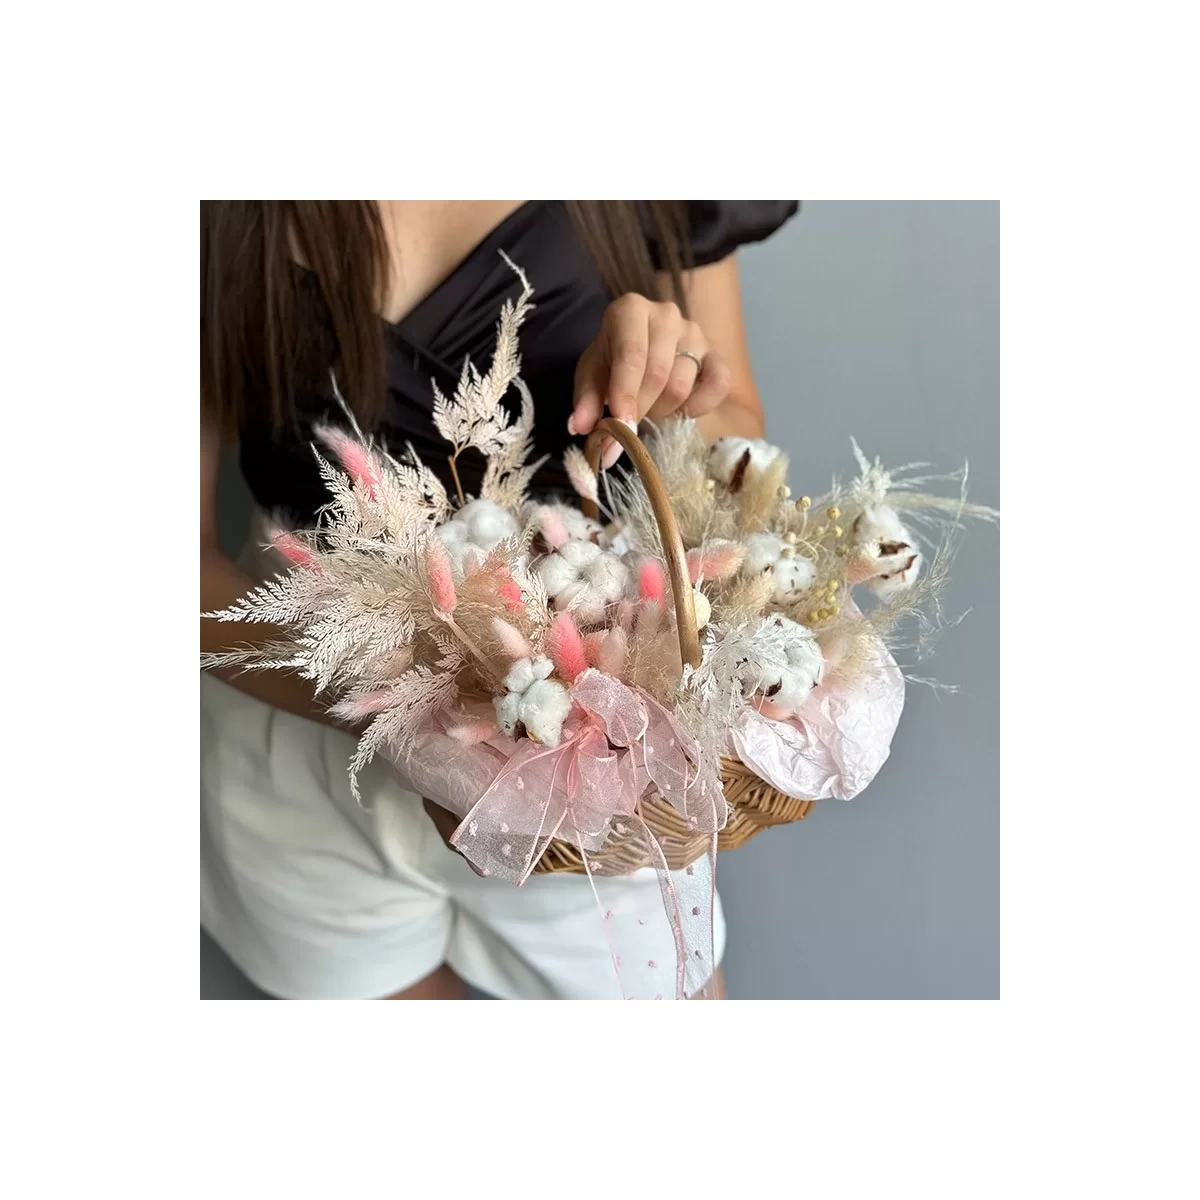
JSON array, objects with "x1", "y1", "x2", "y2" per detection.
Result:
[{"x1": 200, "y1": 411, "x2": 338, "y2": 726}]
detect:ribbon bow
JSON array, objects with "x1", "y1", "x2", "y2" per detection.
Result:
[{"x1": 450, "y1": 668, "x2": 726, "y2": 999}]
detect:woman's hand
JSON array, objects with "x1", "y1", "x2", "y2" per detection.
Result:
[{"x1": 570, "y1": 294, "x2": 734, "y2": 466}]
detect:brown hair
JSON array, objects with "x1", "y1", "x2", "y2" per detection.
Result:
[{"x1": 201, "y1": 200, "x2": 691, "y2": 438}]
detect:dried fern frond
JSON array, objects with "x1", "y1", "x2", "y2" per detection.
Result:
[
  {"x1": 433, "y1": 254, "x2": 535, "y2": 494},
  {"x1": 343, "y1": 651, "x2": 464, "y2": 802},
  {"x1": 479, "y1": 378, "x2": 548, "y2": 509}
]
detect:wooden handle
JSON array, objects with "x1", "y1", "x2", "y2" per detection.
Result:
[{"x1": 582, "y1": 418, "x2": 700, "y2": 669}]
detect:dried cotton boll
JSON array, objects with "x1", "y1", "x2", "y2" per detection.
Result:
[
  {"x1": 849, "y1": 505, "x2": 923, "y2": 596},
  {"x1": 742, "y1": 531, "x2": 786, "y2": 575},
  {"x1": 534, "y1": 539, "x2": 630, "y2": 622},
  {"x1": 517, "y1": 678, "x2": 572, "y2": 746},
  {"x1": 730, "y1": 615, "x2": 825, "y2": 712},
  {"x1": 437, "y1": 499, "x2": 519, "y2": 575},
  {"x1": 866, "y1": 549, "x2": 923, "y2": 599},
  {"x1": 708, "y1": 437, "x2": 786, "y2": 492},
  {"x1": 772, "y1": 554, "x2": 817, "y2": 601},
  {"x1": 740, "y1": 531, "x2": 816, "y2": 604},
  {"x1": 493, "y1": 656, "x2": 571, "y2": 746}
]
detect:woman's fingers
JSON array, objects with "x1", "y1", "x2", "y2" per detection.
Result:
[
  {"x1": 602, "y1": 296, "x2": 651, "y2": 429},
  {"x1": 635, "y1": 302, "x2": 685, "y2": 420},
  {"x1": 681, "y1": 349, "x2": 732, "y2": 419},
  {"x1": 569, "y1": 296, "x2": 727, "y2": 467},
  {"x1": 570, "y1": 343, "x2": 605, "y2": 437},
  {"x1": 645, "y1": 320, "x2": 707, "y2": 422}
]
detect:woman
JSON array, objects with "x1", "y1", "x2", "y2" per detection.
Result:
[{"x1": 201, "y1": 200, "x2": 798, "y2": 999}]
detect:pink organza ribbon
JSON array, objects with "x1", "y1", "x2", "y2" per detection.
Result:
[{"x1": 447, "y1": 668, "x2": 725, "y2": 999}]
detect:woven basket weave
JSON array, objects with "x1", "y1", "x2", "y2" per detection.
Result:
[{"x1": 531, "y1": 418, "x2": 813, "y2": 876}]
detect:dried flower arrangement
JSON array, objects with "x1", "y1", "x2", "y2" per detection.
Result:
[{"x1": 202, "y1": 257, "x2": 996, "y2": 998}]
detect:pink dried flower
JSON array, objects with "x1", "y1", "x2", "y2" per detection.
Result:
[
  {"x1": 445, "y1": 719, "x2": 499, "y2": 745},
  {"x1": 271, "y1": 531, "x2": 316, "y2": 569},
  {"x1": 547, "y1": 612, "x2": 588, "y2": 683},
  {"x1": 496, "y1": 571, "x2": 524, "y2": 613},
  {"x1": 315, "y1": 425, "x2": 380, "y2": 497},
  {"x1": 425, "y1": 538, "x2": 458, "y2": 613},
  {"x1": 638, "y1": 560, "x2": 667, "y2": 606},
  {"x1": 329, "y1": 690, "x2": 402, "y2": 722},
  {"x1": 597, "y1": 627, "x2": 627, "y2": 679},
  {"x1": 686, "y1": 539, "x2": 744, "y2": 584},
  {"x1": 492, "y1": 617, "x2": 534, "y2": 661},
  {"x1": 537, "y1": 506, "x2": 572, "y2": 550},
  {"x1": 583, "y1": 631, "x2": 605, "y2": 667}
]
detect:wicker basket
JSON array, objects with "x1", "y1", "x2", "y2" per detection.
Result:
[{"x1": 531, "y1": 417, "x2": 813, "y2": 876}]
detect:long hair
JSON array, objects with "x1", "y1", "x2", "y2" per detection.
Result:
[{"x1": 200, "y1": 200, "x2": 691, "y2": 438}]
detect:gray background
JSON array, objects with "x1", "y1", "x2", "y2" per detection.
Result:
[{"x1": 202, "y1": 200, "x2": 999, "y2": 1000}]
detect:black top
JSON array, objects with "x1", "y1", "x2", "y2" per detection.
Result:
[{"x1": 238, "y1": 200, "x2": 799, "y2": 523}]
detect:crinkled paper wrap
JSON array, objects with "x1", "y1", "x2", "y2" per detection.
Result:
[{"x1": 730, "y1": 633, "x2": 905, "y2": 801}]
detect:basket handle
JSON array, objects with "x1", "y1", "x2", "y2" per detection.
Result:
[{"x1": 581, "y1": 418, "x2": 701, "y2": 669}]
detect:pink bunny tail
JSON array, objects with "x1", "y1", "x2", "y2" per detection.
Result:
[
  {"x1": 445, "y1": 719, "x2": 498, "y2": 745},
  {"x1": 638, "y1": 600, "x2": 662, "y2": 638},
  {"x1": 638, "y1": 559, "x2": 667, "y2": 606},
  {"x1": 329, "y1": 690, "x2": 400, "y2": 721},
  {"x1": 687, "y1": 539, "x2": 745, "y2": 583},
  {"x1": 316, "y1": 426, "x2": 380, "y2": 497},
  {"x1": 424, "y1": 539, "x2": 457, "y2": 613},
  {"x1": 497, "y1": 571, "x2": 524, "y2": 613},
  {"x1": 547, "y1": 612, "x2": 588, "y2": 683},
  {"x1": 537, "y1": 506, "x2": 572, "y2": 550},
  {"x1": 597, "y1": 626, "x2": 628, "y2": 679},
  {"x1": 583, "y1": 631, "x2": 606, "y2": 667},
  {"x1": 492, "y1": 617, "x2": 534, "y2": 661},
  {"x1": 271, "y1": 531, "x2": 316, "y2": 569}
]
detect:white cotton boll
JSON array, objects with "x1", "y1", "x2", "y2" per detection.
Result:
[
  {"x1": 771, "y1": 554, "x2": 817, "y2": 602},
  {"x1": 598, "y1": 525, "x2": 633, "y2": 555},
  {"x1": 772, "y1": 631, "x2": 826, "y2": 709},
  {"x1": 459, "y1": 499, "x2": 519, "y2": 549},
  {"x1": 742, "y1": 532, "x2": 785, "y2": 575},
  {"x1": 535, "y1": 553, "x2": 583, "y2": 598},
  {"x1": 851, "y1": 505, "x2": 922, "y2": 596},
  {"x1": 557, "y1": 540, "x2": 602, "y2": 570},
  {"x1": 866, "y1": 549, "x2": 923, "y2": 599},
  {"x1": 437, "y1": 522, "x2": 469, "y2": 549},
  {"x1": 708, "y1": 437, "x2": 785, "y2": 486},
  {"x1": 534, "y1": 539, "x2": 630, "y2": 622},
  {"x1": 495, "y1": 657, "x2": 566, "y2": 743},
  {"x1": 730, "y1": 615, "x2": 825, "y2": 712},
  {"x1": 692, "y1": 588, "x2": 712, "y2": 629},
  {"x1": 558, "y1": 508, "x2": 601, "y2": 542},
  {"x1": 518, "y1": 678, "x2": 572, "y2": 747},
  {"x1": 504, "y1": 656, "x2": 553, "y2": 695},
  {"x1": 493, "y1": 690, "x2": 523, "y2": 738},
  {"x1": 853, "y1": 505, "x2": 911, "y2": 552}
]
